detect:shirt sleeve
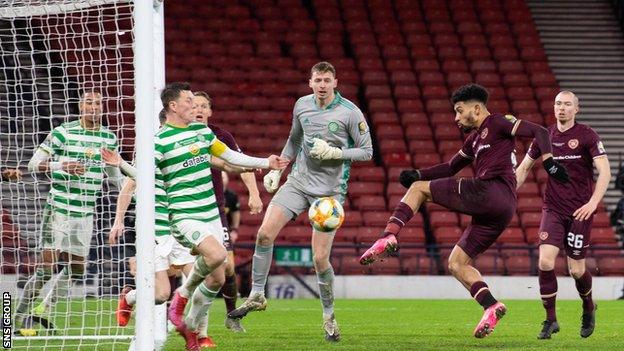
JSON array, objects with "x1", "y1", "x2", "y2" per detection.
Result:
[
  {"x1": 39, "y1": 127, "x2": 65, "y2": 155},
  {"x1": 491, "y1": 114, "x2": 520, "y2": 137},
  {"x1": 280, "y1": 99, "x2": 304, "y2": 160},
  {"x1": 459, "y1": 132, "x2": 477, "y2": 159},
  {"x1": 219, "y1": 130, "x2": 242, "y2": 152},
  {"x1": 586, "y1": 128, "x2": 607, "y2": 158},
  {"x1": 526, "y1": 140, "x2": 540, "y2": 159},
  {"x1": 341, "y1": 108, "x2": 373, "y2": 161}
]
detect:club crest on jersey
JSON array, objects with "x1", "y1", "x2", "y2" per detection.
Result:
[
  {"x1": 539, "y1": 231, "x2": 549, "y2": 241},
  {"x1": 480, "y1": 128, "x2": 488, "y2": 139},
  {"x1": 189, "y1": 144, "x2": 200, "y2": 156},
  {"x1": 568, "y1": 139, "x2": 579, "y2": 149},
  {"x1": 328, "y1": 121, "x2": 339, "y2": 133},
  {"x1": 85, "y1": 147, "x2": 96, "y2": 159}
]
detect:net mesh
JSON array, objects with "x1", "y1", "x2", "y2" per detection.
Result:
[{"x1": 0, "y1": 1, "x2": 136, "y2": 349}]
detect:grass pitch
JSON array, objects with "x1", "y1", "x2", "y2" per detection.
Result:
[{"x1": 10, "y1": 298, "x2": 624, "y2": 350}]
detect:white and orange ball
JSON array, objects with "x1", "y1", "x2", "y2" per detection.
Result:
[{"x1": 308, "y1": 197, "x2": 345, "y2": 232}]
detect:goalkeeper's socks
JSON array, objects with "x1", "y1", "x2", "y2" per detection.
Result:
[
  {"x1": 185, "y1": 282, "x2": 218, "y2": 331},
  {"x1": 250, "y1": 243, "x2": 273, "y2": 296},
  {"x1": 222, "y1": 273, "x2": 238, "y2": 313},
  {"x1": 125, "y1": 289, "x2": 137, "y2": 306},
  {"x1": 470, "y1": 281, "x2": 497, "y2": 310},
  {"x1": 383, "y1": 202, "x2": 414, "y2": 238},
  {"x1": 316, "y1": 267, "x2": 335, "y2": 317},
  {"x1": 180, "y1": 256, "x2": 213, "y2": 298}
]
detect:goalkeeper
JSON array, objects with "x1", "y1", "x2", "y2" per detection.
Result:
[{"x1": 227, "y1": 62, "x2": 373, "y2": 342}]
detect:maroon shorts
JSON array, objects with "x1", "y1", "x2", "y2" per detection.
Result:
[
  {"x1": 538, "y1": 209, "x2": 593, "y2": 259},
  {"x1": 430, "y1": 177, "x2": 516, "y2": 258}
]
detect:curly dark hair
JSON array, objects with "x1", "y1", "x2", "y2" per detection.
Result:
[{"x1": 450, "y1": 84, "x2": 489, "y2": 105}]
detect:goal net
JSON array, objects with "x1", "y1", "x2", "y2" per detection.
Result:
[{"x1": 0, "y1": 1, "x2": 141, "y2": 349}]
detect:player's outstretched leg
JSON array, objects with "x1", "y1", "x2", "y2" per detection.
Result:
[{"x1": 360, "y1": 182, "x2": 430, "y2": 265}]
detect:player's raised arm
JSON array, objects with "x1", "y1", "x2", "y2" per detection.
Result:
[
  {"x1": 28, "y1": 133, "x2": 85, "y2": 175},
  {"x1": 209, "y1": 138, "x2": 289, "y2": 170},
  {"x1": 513, "y1": 119, "x2": 569, "y2": 183},
  {"x1": 399, "y1": 141, "x2": 474, "y2": 189}
]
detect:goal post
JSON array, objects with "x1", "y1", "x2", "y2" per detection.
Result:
[{"x1": 0, "y1": 0, "x2": 162, "y2": 349}]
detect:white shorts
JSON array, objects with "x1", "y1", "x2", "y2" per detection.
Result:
[
  {"x1": 171, "y1": 219, "x2": 224, "y2": 250},
  {"x1": 154, "y1": 235, "x2": 195, "y2": 272},
  {"x1": 40, "y1": 206, "x2": 93, "y2": 257}
]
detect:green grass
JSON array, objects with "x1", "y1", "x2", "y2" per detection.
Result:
[{"x1": 11, "y1": 299, "x2": 624, "y2": 350}]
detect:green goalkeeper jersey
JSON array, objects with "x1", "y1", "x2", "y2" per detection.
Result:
[
  {"x1": 154, "y1": 122, "x2": 220, "y2": 225},
  {"x1": 38, "y1": 120, "x2": 118, "y2": 217}
]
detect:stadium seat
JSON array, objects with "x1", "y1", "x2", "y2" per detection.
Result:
[
  {"x1": 520, "y1": 212, "x2": 542, "y2": 228},
  {"x1": 597, "y1": 257, "x2": 624, "y2": 276},
  {"x1": 352, "y1": 195, "x2": 387, "y2": 211},
  {"x1": 402, "y1": 256, "x2": 435, "y2": 275},
  {"x1": 434, "y1": 226, "x2": 463, "y2": 244},
  {"x1": 474, "y1": 254, "x2": 505, "y2": 275},
  {"x1": 497, "y1": 227, "x2": 526, "y2": 244},
  {"x1": 505, "y1": 255, "x2": 533, "y2": 275},
  {"x1": 369, "y1": 256, "x2": 402, "y2": 275},
  {"x1": 429, "y1": 211, "x2": 459, "y2": 229}
]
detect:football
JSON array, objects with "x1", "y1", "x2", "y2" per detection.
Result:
[{"x1": 308, "y1": 197, "x2": 345, "y2": 232}]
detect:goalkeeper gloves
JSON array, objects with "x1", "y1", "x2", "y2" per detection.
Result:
[
  {"x1": 399, "y1": 169, "x2": 421, "y2": 189},
  {"x1": 309, "y1": 138, "x2": 343, "y2": 160},
  {"x1": 543, "y1": 157, "x2": 569, "y2": 183},
  {"x1": 263, "y1": 169, "x2": 283, "y2": 193}
]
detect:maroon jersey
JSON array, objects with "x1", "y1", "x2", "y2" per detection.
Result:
[
  {"x1": 208, "y1": 123, "x2": 241, "y2": 208},
  {"x1": 460, "y1": 113, "x2": 519, "y2": 191},
  {"x1": 527, "y1": 122, "x2": 606, "y2": 216}
]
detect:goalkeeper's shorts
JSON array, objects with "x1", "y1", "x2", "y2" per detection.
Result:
[
  {"x1": 270, "y1": 180, "x2": 345, "y2": 221},
  {"x1": 154, "y1": 235, "x2": 195, "y2": 272},
  {"x1": 40, "y1": 206, "x2": 93, "y2": 257}
]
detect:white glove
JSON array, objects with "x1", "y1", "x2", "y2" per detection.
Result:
[
  {"x1": 309, "y1": 138, "x2": 343, "y2": 160},
  {"x1": 263, "y1": 169, "x2": 283, "y2": 193}
]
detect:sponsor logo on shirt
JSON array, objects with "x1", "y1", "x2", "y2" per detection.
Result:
[
  {"x1": 553, "y1": 142, "x2": 565, "y2": 147},
  {"x1": 597, "y1": 141, "x2": 606, "y2": 154},
  {"x1": 182, "y1": 154, "x2": 209, "y2": 167},
  {"x1": 480, "y1": 128, "x2": 488, "y2": 139},
  {"x1": 568, "y1": 139, "x2": 579, "y2": 149},
  {"x1": 554, "y1": 155, "x2": 582, "y2": 160}
]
